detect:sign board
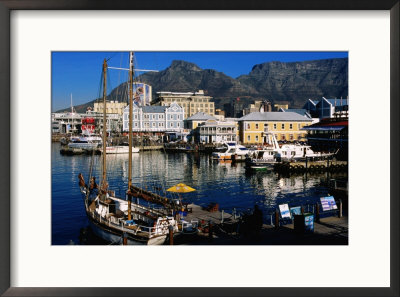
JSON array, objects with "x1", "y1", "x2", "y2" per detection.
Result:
[
  {"x1": 290, "y1": 206, "x2": 302, "y2": 217},
  {"x1": 279, "y1": 204, "x2": 291, "y2": 219},
  {"x1": 320, "y1": 196, "x2": 337, "y2": 211},
  {"x1": 304, "y1": 214, "x2": 314, "y2": 233}
]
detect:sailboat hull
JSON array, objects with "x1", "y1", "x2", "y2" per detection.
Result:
[{"x1": 87, "y1": 215, "x2": 167, "y2": 245}]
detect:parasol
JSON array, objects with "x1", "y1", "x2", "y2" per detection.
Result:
[
  {"x1": 166, "y1": 183, "x2": 196, "y2": 193},
  {"x1": 166, "y1": 183, "x2": 196, "y2": 213}
]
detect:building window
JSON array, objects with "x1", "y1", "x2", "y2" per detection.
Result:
[
  {"x1": 152, "y1": 122, "x2": 156, "y2": 127},
  {"x1": 289, "y1": 134, "x2": 293, "y2": 140},
  {"x1": 247, "y1": 135, "x2": 251, "y2": 142},
  {"x1": 177, "y1": 123, "x2": 180, "y2": 127},
  {"x1": 289, "y1": 123, "x2": 293, "y2": 130},
  {"x1": 273, "y1": 123, "x2": 277, "y2": 130},
  {"x1": 247, "y1": 123, "x2": 250, "y2": 130},
  {"x1": 281, "y1": 123, "x2": 285, "y2": 129},
  {"x1": 255, "y1": 123, "x2": 259, "y2": 129},
  {"x1": 281, "y1": 134, "x2": 285, "y2": 140},
  {"x1": 255, "y1": 135, "x2": 259, "y2": 142},
  {"x1": 134, "y1": 123, "x2": 138, "y2": 127}
]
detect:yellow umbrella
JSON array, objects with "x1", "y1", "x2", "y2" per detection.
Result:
[
  {"x1": 167, "y1": 183, "x2": 196, "y2": 193},
  {"x1": 167, "y1": 183, "x2": 195, "y2": 214}
]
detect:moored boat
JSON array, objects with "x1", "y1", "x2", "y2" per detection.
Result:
[
  {"x1": 79, "y1": 52, "x2": 179, "y2": 245},
  {"x1": 100, "y1": 142, "x2": 140, "y2": 154},
  {"x1": 211, "y1": 142, "x2": 249, "y2": 161},
  {"x1": 67, "y1": 135, "x2": 102, "y2": 150}
]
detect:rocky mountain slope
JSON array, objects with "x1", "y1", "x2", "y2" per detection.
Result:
[{"x1": 57, "y1": 58, "x2": 348, "y2": 113}]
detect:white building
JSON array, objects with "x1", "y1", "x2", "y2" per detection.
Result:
[
  {"x1": 123, "y1": 102, "x2": 184, "y2": 133},
  {"x1": 195, "y1": 119, "x2": 237, "y2": 144}
]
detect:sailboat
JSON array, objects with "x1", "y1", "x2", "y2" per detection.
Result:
[{"x1": 79, "y1": 52, "x2": 178, "y2": 245}]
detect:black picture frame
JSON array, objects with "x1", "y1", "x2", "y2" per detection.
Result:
[{"x1": 0, "y1": 1, "x2": 398, "y2": 296}]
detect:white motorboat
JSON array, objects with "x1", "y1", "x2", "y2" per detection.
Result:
[
  {"x1": 245, "y1": 132, "x2": 336, "y2": 169},
  {"x1": 277, "y1": 144, "x2": 336, "y2": 161},
  {"x1": 67, "y1": 135, "x2": 102, "y2": 150},
  {"x1": 212, "y1": 142, "x2": 250, "y2": 161},
  {"x1": 100, "y1": 143, "x2": 140, "y2": 154}
]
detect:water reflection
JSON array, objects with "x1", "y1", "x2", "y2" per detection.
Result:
[{"x1": 52, "y1": 143, "x2": 347, "y2": 244}]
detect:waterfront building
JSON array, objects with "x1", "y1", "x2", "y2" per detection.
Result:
[
  {"x1": 122, "y1": 102, "x2": 184, "y2": 135},
  {"x1": 238, "y1": 111, "x2": 313, "y2": 144},
  {"x1": 184, "y1": 112, "x2": 217, "y2": 130},
  {"x1": 223, "y1": 98, "x2": 246, "y2": 118},
  {"x1": 303, "y1": 97, "x2": 349, "y2": 119},
  {"x1": 51, "y1": 112, "x2": 81, "y2": 134},
  {"x1": 301, "y1": 118, "x2": 348, "y2": 160},
  {"x1": 152, "y1": 90, "x2": 215, "y2": 119},
  {"x1": 274, "y1": 103, "x2": 289, "y2": 111},
  {"x1": 244, "y1": 100, "x2": 272, "y2": 115},
  {"x1": 52, "y1": 111, "x2": 120, "y2": 134},
  {"x1": 194, "y1": 119, "x2": 237, "y2": 144},
  {"x1": 93, "y1": 100, "x2": 127, "y2": 116}
]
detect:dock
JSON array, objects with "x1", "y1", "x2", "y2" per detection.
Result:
[
  {"x1": 274, "y1": 160, "x2": 348, "y2": 173},
  {"x1": 175, "y1": 210, "x2": 348, "y2": 245},
  {"x1": 184, "y1": 203, "x2": 235, "y2": 225},
  {"x1": 170, "y1": 202, "x2": 348, "y2": 245}
]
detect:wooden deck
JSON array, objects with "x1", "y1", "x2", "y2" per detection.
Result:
[{"x1": 183, "y1": 203, "x2": 236, "y2": 225}]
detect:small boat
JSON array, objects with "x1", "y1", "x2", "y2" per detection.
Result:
[
  {"x1": 211, "y1": 142, "x2": 250, "y2": 161},
  {"x1": 245, "y1": 149, "x2": 278, "y2": 170},
  {"x1": 100, "y1": 142, "x2": 139, "y2": 154},
  {"x1": 67, "y1": 135, "x2": 102, "y2": 150}
]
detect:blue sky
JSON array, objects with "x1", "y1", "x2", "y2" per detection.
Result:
[{"x1": 52, "y1": 51, "x2": 348, "y2": 111}]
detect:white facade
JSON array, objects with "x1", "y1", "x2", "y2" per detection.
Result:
[
  {"x1": 123, "y1": 102, "x2": 184, "y2": 132},
  {"x1": 197, "y1": 119, "x2": 237, "y2": 144}
]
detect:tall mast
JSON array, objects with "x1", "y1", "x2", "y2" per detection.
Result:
[
  {"x1": 128, "y1": 52, "x2": 134, "y2": 220},
  {"x1": 101, "y1": 59, "x2": 108, "y2": 187},
  {"x1": 128, "y1": 52, "x2": 134, "y2": 189},
  {"x1": 70, "y1": 93, "x2": 74, "y2": 134}
]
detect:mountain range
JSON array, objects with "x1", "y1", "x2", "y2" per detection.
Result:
[{"x1": 58, "y1": 57, "x2": 348, "y2": 113}]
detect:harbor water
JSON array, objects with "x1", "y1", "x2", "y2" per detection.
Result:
[{"x1": 51, "y1": 142, "x2": 346, "y2": 245}]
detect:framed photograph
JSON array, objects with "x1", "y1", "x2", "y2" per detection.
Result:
[{"x1": 1, "y1": 1, "x2": 399, "y2": 296}]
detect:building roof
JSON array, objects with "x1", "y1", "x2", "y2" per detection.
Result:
[
  {"x1": 281, "y1": 109, "x2": 312, "y2": 118},
  {"x1": 301, "y1": 120, "x2": 348, "y2": 131},
  {"x1": 239, "y1": 112, "x2": 313, "y2": 122},
  {"x1": 323, "y1": 98, "x2": 348, "y2": 106},
  {"x1": 141, "y1": 106, "x2": 168, "y2": 113},
  {"x1": 186, "y1": 112, "x2": 216, "y2": 121}
]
